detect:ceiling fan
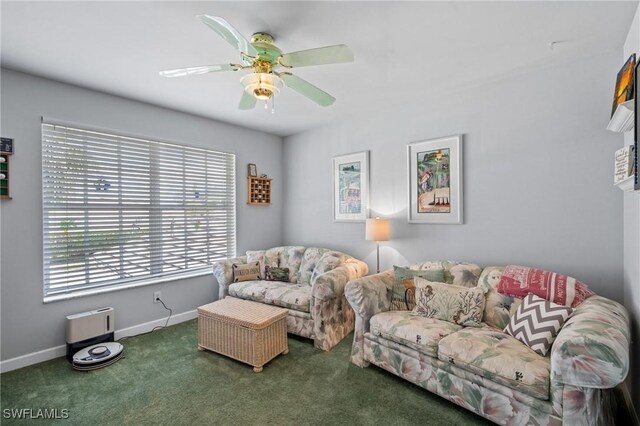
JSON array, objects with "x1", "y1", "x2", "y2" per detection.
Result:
[{"x1": 159, "y1": 15, "x2": 354, "y2": 111}]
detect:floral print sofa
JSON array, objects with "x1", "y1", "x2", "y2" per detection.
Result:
[
  {"x1": 345, "y1": 262, "x2": 630, "y2": 425},
  {"x1": 213, "y1": 246, "x2": 368, "y2": 351}
]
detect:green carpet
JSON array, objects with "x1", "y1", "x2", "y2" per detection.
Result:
[{"x1": 0, "y1": 320, "x2": 493, "y2": 425}]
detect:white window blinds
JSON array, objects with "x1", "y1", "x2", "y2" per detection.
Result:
[{"x1": 42, "y1": 122, "x2": 236, "y2": 301}]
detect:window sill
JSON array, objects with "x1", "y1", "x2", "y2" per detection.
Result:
[{"x1": 43, "y1": 267, "x2": 213, "y2": 304}]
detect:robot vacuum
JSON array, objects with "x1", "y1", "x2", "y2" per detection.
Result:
[{"x1": 72, "y1": 342, "x2": 124, "y2": 371}]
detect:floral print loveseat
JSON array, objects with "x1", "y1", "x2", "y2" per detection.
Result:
[
  {"x1": 213, "y1": 246, "x2": 368, "y2": 351},
  {"x1": 345, "y1": 261, "x2": 630, "y2": 425}
]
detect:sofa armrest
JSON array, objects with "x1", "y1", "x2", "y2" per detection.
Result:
[
  {"x1": 344, "y1": 270, "x2": 395, "y2": 319},
  {"x1": 212, "y1": 256, "x2": 247, "y2": 299},
  {"x1": 550, "y1": 295, "x2": 630, "y2": 389},
  {"x1": 312, "y1": 259, "x2": 369, "y2": 301},
  {"x1": 344, "y1": 270, "x2": 394, "y2": 367}
]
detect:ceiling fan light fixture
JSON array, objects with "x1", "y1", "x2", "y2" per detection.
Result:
[
  {"x1": 241, "y1": 72, "x2": 283, "y2": 100},
  {"x1": 161, "y1": 16, "x2": 354, "y2": 111}
]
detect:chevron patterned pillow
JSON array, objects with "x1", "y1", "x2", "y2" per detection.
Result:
[{"x1": 504, "y1": 294, "x2": 572, "y2": 356}]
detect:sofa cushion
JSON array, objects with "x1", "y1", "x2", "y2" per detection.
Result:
[
  {"x1": 264, "y1": 283, "x2": 312, "y2": 313},
  {"x1": 297, "y1": 247, "x2": 330, "y2": 285},
  {"x1": 478, "y1": 266, "x2": 522, "y2": 330},
  {"x1": 370, "y1": 310, "x2": 462, "y2": 358},
  {"x1": 264, "y1": 247, "x2": 284, "y2": 271},
  {"x1": 265, "y1": 246, "x2": 305, "y2": 282},
  {"x1": 229, "y1": 280, "x2": 311, "y2": 313},
  {"x1": 438, "y1": 328, "x2": 551, "y2": 400},
  {"x1": 310, "y1": 251, "x2": 348, "y2": 284},
  {"x1": 246, "y1": 250, "x2": 274, "y2": 279},
  {"x1": 229, "y1": 280, "x2": 287, "y2": 303},
  {"x1": 444, "y1": 261, "x2": 483, "y2": 287},
  {"x1": 413, "y1": 260, "x2": 482, "y2": 287}
]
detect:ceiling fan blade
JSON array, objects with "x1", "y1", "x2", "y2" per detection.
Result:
[
  {"x1": 238, "y1": 91, "x2": 257, "y2": 110},
  {"x1": 198, "y1": 15, "x2": 258, "y2": 57},
  {"x1": 279, "y1": 45, "x2": 354, "y2": 68},
  {"x1": 279, "y1": 73, "x2": 336, "y2": 107},
  {"x1": 159, "y1": 64, "x2": 236, "y2": 78}
]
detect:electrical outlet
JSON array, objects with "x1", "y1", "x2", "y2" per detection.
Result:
[{"x1": 153, "y1": 291, "x2": 161, "y2": 304}]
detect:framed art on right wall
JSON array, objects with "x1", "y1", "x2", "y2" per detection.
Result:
[
  {"x1": 612, "y1": 53, "x2": 635, "y2": 117},
  {"x1": 407, "y1": 135, "x2": 463, "y2": 224}
]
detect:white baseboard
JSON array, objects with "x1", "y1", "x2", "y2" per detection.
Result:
[
  {"x1": 622, "y1": 382, "x2": 640, "y2": 426},
  {"x1": 114, "y1": 309, "x2": 197, "y2": 340},
  {"x1": 0, "y1": 345, "x2": 67, "y2": 374},
  {"x1": 0, "y1": 309, "x2": 197, "y2": 373}
]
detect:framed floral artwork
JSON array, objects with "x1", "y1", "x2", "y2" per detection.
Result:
[
  {"x1": 333, "y1": 151, "x2": 369, "y2": 222},
  {"x1": 407, "y1": 135, "x2": 463, "y2": 224}
]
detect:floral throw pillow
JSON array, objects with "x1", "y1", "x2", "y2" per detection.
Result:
[
  {"x1": 264, "y1": 266, "x2": 290, "y2": 282},
  {"x1": 232, "y1": 262, "x2": 261, "y2": 283},
  {"x1": 412, "y1": 278, "x2": 486, "y2": 327}
]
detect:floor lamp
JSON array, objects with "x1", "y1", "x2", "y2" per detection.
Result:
[{"x1": 366, "y1": 217, "x2": 390, "y2": 273}]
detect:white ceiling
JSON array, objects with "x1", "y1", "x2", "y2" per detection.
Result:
[{"x1": 1, "y1": 1, "x2": 637, "y2": 136}]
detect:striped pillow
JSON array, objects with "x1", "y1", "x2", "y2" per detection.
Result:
[
  {"x1": 497, "y1": 265, "x2": 593, "y2": 307},
  {"x1": 504, "y1": 294, "x2": 572, "y2": 356}
]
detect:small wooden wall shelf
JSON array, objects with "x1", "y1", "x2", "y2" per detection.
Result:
[
  {"x1": 0, "y1": 153, "x2": 10, "y2": 199},
  {"x1": 247, "y1": 176, "x2": 272, "y2": 205}
]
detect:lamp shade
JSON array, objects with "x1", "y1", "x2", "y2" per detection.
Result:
[{"x1": 365, "y1": 217, "x2": 390, "y2": 242}]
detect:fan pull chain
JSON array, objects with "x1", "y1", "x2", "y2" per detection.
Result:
[{"x1": 271, "y1": 96, "x2": 276, "y2": 114}]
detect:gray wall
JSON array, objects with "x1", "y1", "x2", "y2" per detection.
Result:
[
  {"x1": 0, "y1": 69, "x2": 283, "y2": 361},
  {"x1": 283, "y1": 50, "x2": 624, "y2": 302},
  {"x1": 623, "y1": 5, "x2": 640, "y2": 409},
  {"x1": 624, "y1": 189, "x2": 640, "y2": 407}
]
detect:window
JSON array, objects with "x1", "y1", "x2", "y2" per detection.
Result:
[{"x1": 42, "y1": 122, "x2": 236, "y2": 301}]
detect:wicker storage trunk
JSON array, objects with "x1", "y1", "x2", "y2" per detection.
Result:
[{"x1": 197, "y1": 297, "x2": 289, "y2": 372}]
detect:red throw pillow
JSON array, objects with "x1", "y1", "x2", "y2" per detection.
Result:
[{"x1": 497, "y1": 265, "x2": 594, "y2": 307}]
